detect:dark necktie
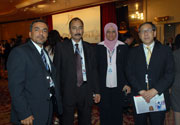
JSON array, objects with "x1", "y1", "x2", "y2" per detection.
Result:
[
  {"x1": 41, "y1": 49, "x2": 50, "y2": 72},
  {"x1": 75, "y1": 44, "x2": 83, "y2": 87}
]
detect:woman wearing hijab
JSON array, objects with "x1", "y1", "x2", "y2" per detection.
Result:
[{"x1": 96, "y1": 23, "x2": 131, "y2": 125}]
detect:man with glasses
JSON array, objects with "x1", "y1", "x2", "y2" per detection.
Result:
[{"x1": 126, "y1": 22, "x2": 174, "y2": 125}]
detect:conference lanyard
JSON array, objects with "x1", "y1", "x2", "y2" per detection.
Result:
[{"x1": 108, "y1": 49, "x2": 115, "y2": 64}]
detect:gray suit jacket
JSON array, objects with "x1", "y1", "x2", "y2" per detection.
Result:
[
  {"x1": 171, "y1": 48, "x2": 180, "y2": 111},
  {"x1": 7, "y1": 41, "x2": 62, "y2": 124}
]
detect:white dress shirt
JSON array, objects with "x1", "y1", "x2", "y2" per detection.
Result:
[{"x1": 72, "y1": 39, "x2": 87, "y2": 81}]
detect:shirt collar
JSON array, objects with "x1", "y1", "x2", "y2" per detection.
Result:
[
  {"x1": 98, "y1": 40, "x2": 125, "y2": 48},
  {"x1": 143, "y1": 41, "x2": 155, "y2": 49},
  {"x1": 31, "y1": 40, "x2": 43, "y2": 54},
  {"x1": 99, "y1": 40, "x2": 125, "y2": 45},
  {"x1": 72, "y1": 39, "x2": 82, "y2": 48}
]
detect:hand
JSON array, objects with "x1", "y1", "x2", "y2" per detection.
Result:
[
  {"x1": 122, "y1": 85, "x2": 131, "y2": 94},
  {"x1": 139, "y1": 90, "x2": 146, "y2": 96},
  {"x1": 139, "y1": 90, "x2": 150, "y2": 103},
  {"x1": 93, "y1": 94, "x2": 101, "y2": 103},
  {"x1": 145, "y1": 88, "x2": 158, "y2": 101},
  {"x1": 139, "y1": 89, "x2": 158, "y2": 103},
  {"x1": 21, "y1": 115, "x2": 34, "y2": 125}
]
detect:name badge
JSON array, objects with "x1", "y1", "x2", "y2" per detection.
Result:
[
  {"x1": 108, "y1": 68, "x2": 112, "y2": 73},
  {"x1": 107, "y1": 65, "x2": 113, "y2": 73},
  {"x1": 82, "y1": 69, "x2": 86, "y2": 74},
  {"x1": 49, "y1": 77, "x2": 55, "y2": 87},
  {"x1": 145, "y1": 74, "x2": 148, "y2": 83}
]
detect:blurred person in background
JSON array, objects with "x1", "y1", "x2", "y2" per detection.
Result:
[
  {"x1": 166, "y1": 37, "x2": 175, "y2": 50},
  {"x1": 122, "y1": 32, "x2": 135, "y2": 48},
  {"x1": 45, "y1": 30, "x2": 63, "y2": 61},
  {"x1": 171, "y1": 34, "x2": 180, "y2": 125}
]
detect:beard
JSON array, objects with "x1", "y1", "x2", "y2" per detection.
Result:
[
  {"x1": 33, "y1": 35, "x2": 47, "y2": 45},
  {"x1": 36, "y1": 40, "x2": 45, "y2": 45}
]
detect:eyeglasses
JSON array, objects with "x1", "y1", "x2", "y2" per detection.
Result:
[{"x1": 139, "y1": 29, "x2": 153, "y2": 34}]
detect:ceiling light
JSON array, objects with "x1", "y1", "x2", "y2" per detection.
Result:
[
  {"x1": 37, "y1": 4, "x2": 47, "y2": 8},
  {"x1": 135, "y1": 3, "x2": 139, "y2": 10},
  {"x1": 130, "y1": 12, "x2": 144, "y2": 20},
  {"x1": 15, "y1": 0, "x2": 43, "y2": 9},
  {"x1": 52, "y1": 0, "x2": 56, "y2": 3}
]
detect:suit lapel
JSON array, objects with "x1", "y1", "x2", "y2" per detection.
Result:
[
  {"x1": 102, "y1": 46, "x2": 108, "y2": 70},
  {"x1": 148, "y1": 42, "x2": 159, "y2": 69},
  {"x1": 139, "y1": 44, "x2": 148, "y2": 71},
  {"x1": 82, "y1": 41, "x2": 89, "y2": 76},
  {"x1": 28, "y1": 41, "x2": 51, "y2": 74},
  {"x1": 116, "y1": 45, "x2": 121, "y2": 66},
  {"x1": 67, "y1": 40, "x2": 76, "y2": 71}
]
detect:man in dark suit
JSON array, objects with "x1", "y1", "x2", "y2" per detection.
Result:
[
  {"x1": 7, "y1": 19, "x2": 62, "y2": 125},
  {"x1": 126, "y1": 22, "x2": 174, "y2": 125},
  {"x1": 54, "y1": 17, "x2": 100, "y2": 125},
  {"x1": 166, "y1": 37, "x2": 175, "y2": 50}
]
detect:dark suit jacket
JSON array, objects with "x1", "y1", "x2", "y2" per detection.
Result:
[
  {"x1": 166, "y1": 43, "x2": 175, "y2": 50},
  {"x1": 54, "y1": 39, "x2": 99, "y2": 106},
  {"x1": 96, "y1": 43, "x2": 129, "y2": 102},
  {"x1": 7, "y1": 41, "x2": 62, "y2": 124},
  {"x1": 126, "y1": 41, "x2": 174, "y2": 108}
]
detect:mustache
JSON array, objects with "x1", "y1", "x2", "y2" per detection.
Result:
[
  {"x1": 37, "y1": 35, "x2": 45, "y2": 39},
  {"x1": 75, "y1": 33, "x2": 81, "y2": 36}
]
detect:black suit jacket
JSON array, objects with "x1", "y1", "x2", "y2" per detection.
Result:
[
  {"x1": 7, "y1": 41, "x2": 62, "y2": 124},
  {"x1": 126, "y1": 41, "x2": 174, "y2": 108},
  {"x1": 54, "y1": 39, "x2": 99, "y2": 106},
  {"x1": 96, "y1": 43, "x2": 129, "y2": 100}
]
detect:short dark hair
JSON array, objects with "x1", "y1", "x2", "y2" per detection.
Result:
[
  {"x1": 69, "y1": 17, "x2": 84, "y2": 29},
  {"x1": 138, "y1": 22, "x2": 156, "y2": 32},
  {"x1": 30, "y1": 19, "x2": 48, "y2": 32},
  {"x1": 122, "y1": 32, "x2": 133, "y2": 42}
]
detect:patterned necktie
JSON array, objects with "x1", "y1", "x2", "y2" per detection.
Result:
[
  {"x1": 75, "y1": 44, "x2": 83, "y2": 87},
  {"x1": 41, "y1": 49, "x2": 50, "y2": 72},
  {"x1": 146, "y1": 46, "x2": 152, "y2": 65}
]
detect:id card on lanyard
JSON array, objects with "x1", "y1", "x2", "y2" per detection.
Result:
[
  {"x1": 107, "y1": 49, "x2": 115, "y2": 74},
  {"x1": 145, "y1": 74, "x2": 149, "y2": 90}
]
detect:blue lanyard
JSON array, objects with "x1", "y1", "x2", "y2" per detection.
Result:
[{"x1": 108, "y1": 49, "x2": 115, "y2": 63}]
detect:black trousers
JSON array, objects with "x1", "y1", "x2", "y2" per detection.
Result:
[
  {"x1": 99, "y1": 87, "x2": 123, "y2": 125},
  {"x1": 47, "y1": 94, "x2": 59, "y2": 125},
  {"x1": 62, "y1": 83, "x2": 92, "y2": 125},
  {"x1": 134, "y1": 106, "x2": 165, "y2": 125}
]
